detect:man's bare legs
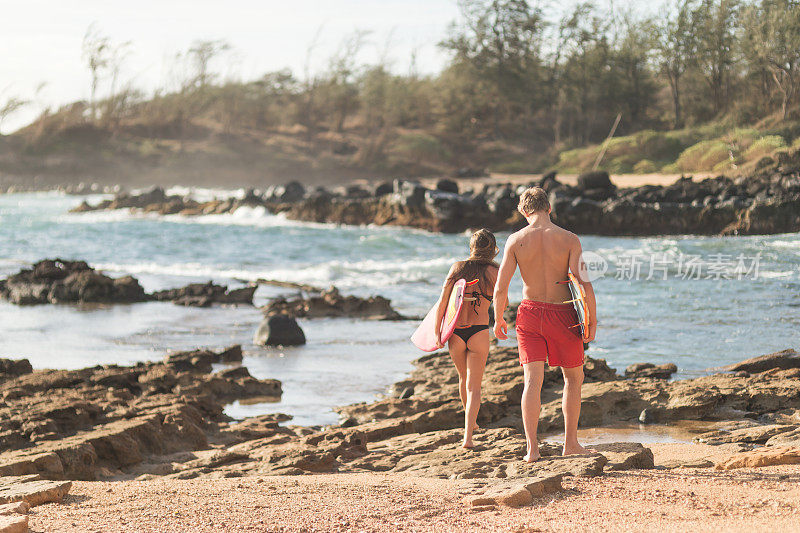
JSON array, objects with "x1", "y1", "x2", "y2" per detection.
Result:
[
  {"x1": 521, "y1": 361, "x2": 544, "y2": 461},
  {"x1": 561, "y1": 365, "x2": 590, "y2": 455}
]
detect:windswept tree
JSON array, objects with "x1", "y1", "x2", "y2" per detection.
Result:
[
  {"x1": 693, "y1": 0, "x2": 741, "y2": 115},
  {"x1": 441, "y1": 0, "x2": 547, "y2": 136},
  {"x1": 323, "y1": 30, "x2": 369, "y2": 132},
  {"x1": 742, "y1": 0, "x2": 800, "y2": 119},
  {"x1": 651, "y1": 0, "x2": 697, "y2": 127},
  {"x1": 82, "y1": 24, "x2": 112, "y2": 120},
  {"x1": 186, "y1": 39, "x2": 232, "y2": 89},
  {"x1": 0, "y1": 94, "x2": 28, "y2": 134}
]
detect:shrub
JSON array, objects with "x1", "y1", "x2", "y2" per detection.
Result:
[
  {"x1": 606, "y1": 154, "x2": 638, "y2": 173},
  {"x1": 392, "y1": 132, "x2": 451, "y2": 162},
  {"x1": 661, "y1": 162, "x2": 680, "y2": 173},
  {"x1": 793, "y1": 137, "x2": 800, "y2": 149},
  {"x1": 712, "y1": 159, "x2": 734, "y2": 173},
  {"x1": 633, "y1": 159, "x2": 658, "y2": 173},
  {"x1": 635, "y1": 130, "x2": 686, "y2": 161},
  {"x1": 743, "y1": 135, "x2": 787, "y2": 162},
  {"x1": 677, "y1": 140, "x2": 731, "y2": 171}
]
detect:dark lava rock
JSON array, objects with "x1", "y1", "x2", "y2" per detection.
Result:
[
  {"x1": 0, "y1": 358, "x2": 33, "y2": 378},
  {"x1": 374, "y1": 181, "x2": 394, "y2": 196},
  {"x1": 435, "y1": 178, "x2": 459, "y2": 194},
  {"x1": 271, "y1": 181, "x2": 306, "y2": 203},
  {"x1": 254, "y1": 315, "x2": 306, "y2": 346},
  {"x1": 263, "y1": 286, "x2": 403, "y2": 320},
  {"x1": 393, "y1": 180, "x2": 427, "y2": 210},
  {"x1": 0, "y1": 259, "x2": 147, "y2": 305},
  {"x1": 625, "y1": 363, "x2": 678, "y2": 380},
  {"x1": 577, "y1": 171, "x2": 615, "y2": 191},
  {"x1": 150, "y1": 282, "x2": 256, "y2": 307}
]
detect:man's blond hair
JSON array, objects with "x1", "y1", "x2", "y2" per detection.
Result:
[{"x1": 518, "y1": 187, "x2": 550, "y2": 215}]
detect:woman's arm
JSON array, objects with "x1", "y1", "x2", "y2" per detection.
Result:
[{"x1": 434, "y1": 263, "x2": 458, "y2": 347}]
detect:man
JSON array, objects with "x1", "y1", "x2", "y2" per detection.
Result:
[{"x1": 493, "y1": 187, "x2": 597, "y2": 462}]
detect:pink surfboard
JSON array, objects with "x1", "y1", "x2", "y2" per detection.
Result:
[{"x1": 411, "y1": 279, "x2": 466, "y2": 351}]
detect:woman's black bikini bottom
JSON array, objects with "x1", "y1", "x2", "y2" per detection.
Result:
[{"x1": 452, "y1": 324, "x2": 490, "y2": 343}]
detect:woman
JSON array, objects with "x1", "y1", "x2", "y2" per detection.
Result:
[{"x1": 434, "y1": 229, "x2": 499, "y2": 449}]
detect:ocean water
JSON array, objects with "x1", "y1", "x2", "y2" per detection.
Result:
[{"x1": 1, "y1": 190, "x2": 799, "y2": 426}]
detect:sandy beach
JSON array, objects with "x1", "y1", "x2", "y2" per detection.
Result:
[{"x1": 27, "y1": 445, "x2": 800, "y2": 533}]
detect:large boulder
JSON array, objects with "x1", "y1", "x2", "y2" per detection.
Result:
[
  {"x1": 0, "y1": 360, "x2": 33, "y2": 379},
  {"x1": 269, "y1": 181, "x2": 305, "y2": 203},
  {"x1": 434, "y1": 178, "x2": 459, "y2": 194},
  {"x1": 0, "y1": 260, "x2": 147, "y2": 305},
  {"x1": 254, "y1": 315, "x2": 306, "y2": 346},
  {"x1": 625, "y1": 362, "x2": 678, "y2": 380},
  {"x1": 393, "y1": 180, "x2": 427, "y2": 210},
  {"x1": 724, "y1": 349, "x2": 800, "y2": 374},
  {"x1": 577, "y1": 171, "x2": 615, "y2": 191}
]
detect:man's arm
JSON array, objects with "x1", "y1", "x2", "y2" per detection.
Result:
[
  {"x1": 568, "y1": 236, "x2": 597, "y2": 342},
  {"x1": 493, "y1": 235, "x2": 518, "y2": 340}
]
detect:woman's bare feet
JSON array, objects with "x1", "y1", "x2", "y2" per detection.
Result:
[
  {"x1": 462, "y1": 438, "x2": 475, "y2": 449},
  {"x1": 523, "y1": 449, "x2": 540, "y2": 462},
  {"x1": 562, "y1": 442, "x2": 593, "y2": 456},
  {"x1": 523, "y1": 442, "x2": 540, "y2": 462}
]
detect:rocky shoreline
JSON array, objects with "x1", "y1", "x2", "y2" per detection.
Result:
[
  {"x1": 2, "y1": 343, "x2": 799, "y2": 530},
  {"x1": 0, "y1": 259, "x2": 255, "y2": 307},
  {"x1": 66, "y1": 147, "x2": 800, "y2": 235},
  {"x1": 2, "y1": 342, "x2": 798, "y2": 519}
]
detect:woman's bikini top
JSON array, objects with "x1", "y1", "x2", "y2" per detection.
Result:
[{"x1": 463, "y1": 278, "x2": 493, "y2": 314}]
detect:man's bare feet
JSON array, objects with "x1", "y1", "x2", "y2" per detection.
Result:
[
  {"x1": 462, "y1": 439, "x2": 475, "y2": 449},
  {"x1": 562, "y1": 443, "x2": 593, "y2": 456}
]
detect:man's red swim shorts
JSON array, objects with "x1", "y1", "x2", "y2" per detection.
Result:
[{"x1": 515, "y1": 299, "x2": 584, "y2": 368}]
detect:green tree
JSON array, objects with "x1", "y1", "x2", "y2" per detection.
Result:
[
  {"x1": 441, "y1": 0, "x2": 547, "y2": 136},
  {"x1": 693, "y1": 0, "x2": 741, "y2": 115},
  {"x1": 651, "y1": 0, "x2": 698, "y2": 127},
  {"x1": 743, "y1": 0, "x2": 800, "y2": 119}
]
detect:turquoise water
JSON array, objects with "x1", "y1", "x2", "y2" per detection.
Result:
[{"x1": 1, "y1": 190, "x2": 799, "y2": 425}]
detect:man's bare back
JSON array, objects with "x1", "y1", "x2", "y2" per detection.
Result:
[{"x1": 507, "y1": 219, "x2": 578, "y2": 304}]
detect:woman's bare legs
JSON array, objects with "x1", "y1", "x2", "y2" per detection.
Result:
[
  {"x1": 449, "y1": 331, "x2": 489, "y2": 448},
  {"x1": 521, "y1": 361, "x2": 545, "y2": 462},
  {"x1": 462, "y1": 330, "x2": 490, "y2": 448},
  {"x1": 448, "y1": 336, "x2": 468, "y2": 409}
]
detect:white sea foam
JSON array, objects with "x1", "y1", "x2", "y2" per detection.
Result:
[
  {"x1": 93, "y1": 254, "x2": 458, "y2": 291},
  {"x1": 768, "y1": 239, "x2": 800, "y2": 250}
]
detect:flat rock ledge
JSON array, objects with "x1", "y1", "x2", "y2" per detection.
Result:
[
  {"x1": 0, "y1": 475, "x2": 70, "y2": 533},
  {"x1": 0, "y1": 345, "x2": 282, "y2": 482},
  {"x1": 463, "y1": 473, "x2": 566, "y2": 510}
]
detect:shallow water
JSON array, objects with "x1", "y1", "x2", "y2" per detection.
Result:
[{"x1": 1, "y1": 190, "x2": 799, "y2": 425}]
